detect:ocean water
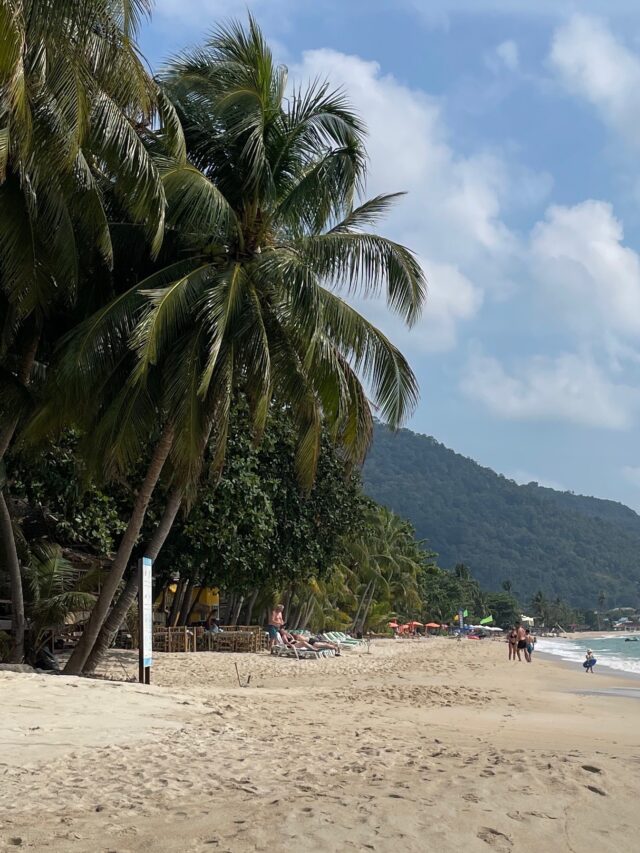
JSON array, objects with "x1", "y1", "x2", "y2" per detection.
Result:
[{"x1": 537, "y1": 634, "x2": 640, "y2": 676}]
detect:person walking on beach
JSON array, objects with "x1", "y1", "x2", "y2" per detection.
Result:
[
  {"x1": 516, "y1": 623, "x2": 528, "y2": 661},
  {"x1": 508, "y1": 626, "x2": 518, "y2": 660},
  {"x1": 584, "y1": 649, "x2": 596, "y2": 673},
  {"x1": 268, "y1": 604, "x2": 285, "y2": 649},
  {"x1": 525, "y1": 629, "x2": 535, "y2": 662}
]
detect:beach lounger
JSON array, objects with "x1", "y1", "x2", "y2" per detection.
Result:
[{"x1": 320, "y1": 632, "x2": 362, "y2": 648}]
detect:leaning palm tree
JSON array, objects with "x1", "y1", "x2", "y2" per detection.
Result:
[
  {"x1": 60, "y1": 17, "x2": 426, "y2": 674},
  {"x1": 0, "y1": 0, "x2": 180, "y2": 661}
]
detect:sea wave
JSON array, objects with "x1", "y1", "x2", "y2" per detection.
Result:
[{"x1": 537, "y1": 637, "x2": 640, "y2": 676}]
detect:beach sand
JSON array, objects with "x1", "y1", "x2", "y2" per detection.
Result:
[{"x1": 1, "y1": 639, "x2": 638, "y2": 852}]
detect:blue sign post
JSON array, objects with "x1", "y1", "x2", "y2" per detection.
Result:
[
  {"x1": 138, "y1": 557, "x2": 153, "y2": 684},
  {"x1": 458, "y1": 608, "x2": 464, "y2": 634}
]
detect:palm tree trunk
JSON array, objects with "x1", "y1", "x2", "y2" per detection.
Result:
[
  {"x1": 230, "y1": 595, "x2": 244, "y2": 626},
  {"x1": 244, "y1": 588, "x2": 259, "y2": 624},
  {"x1": 360, "y1": 581, "x2": 377, "y2": 632},
  {"x1": 299, "y1": 598, "x2": 315, "y2": 631},
  {"x1": 177, "y1": 578, "x2": 194, "y2": 626},
  {"x1": 169, "y1": 580, "x2": 185, "y2": 627},
  {"x1": 351, "y1": 580, "x2": 371, "y2": 632},
  {"x1": 82, "y1": 488, "x2": 183, "y2": 673},
  {"x1": 0, "y1": 329, "x2": 39, "y2": 664},
  {"x1": 0, "y1": 326, "x2": 40, "y2": 462},
  {"x1": 64, "y1": 422, "x2": 175, "y2": 675},
  {"x1": 0, "y1": 491, "x2": 25, "y2": 662},
  {"x1": 186, "y1": 584, "x2": 206, "y2": 623}
]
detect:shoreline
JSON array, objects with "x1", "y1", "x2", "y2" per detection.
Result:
[{"x1": 1, "y1": 639, "x2": 639, "y2": 852}]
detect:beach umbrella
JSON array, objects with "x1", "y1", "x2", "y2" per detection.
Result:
[
  {"x1": 407, "y1": 620, "x2": 423, "y2": 627},
  {"x1": 388, "y1": 621, "x2": 399, "y2": 628},
  {"x1": 425, "y1": 622, "x2": 440, "y2": 628}
]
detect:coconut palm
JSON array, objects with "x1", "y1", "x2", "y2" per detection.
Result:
[
  {"x1": 0, "y1": 0, "x2": 181, "y2": 660},
  {"x1": 25, "y1": 544, "x2": 97, "y2": 661},
  {"x1": 59, "y1": 17, "x2": 425, "y2": 674}
]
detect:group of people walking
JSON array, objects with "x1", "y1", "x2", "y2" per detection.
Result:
[{"x1": 507, "y1": 623, "x2": 535, "y2": 662}]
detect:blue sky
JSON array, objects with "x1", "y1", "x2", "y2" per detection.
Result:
[{"x1": 142, "y1": 1, "x2": 640, "y2": 509}]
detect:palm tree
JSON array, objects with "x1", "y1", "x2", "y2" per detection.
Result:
[
  {"x1": 25, "y1": 544, "x2": 97, "y2": 661},
  {"x1": 531, "y1": 590, "x2": 548, "y2": 626},
  {"x1": 597, "y1": 590, "x2": 607, "y2": 631},
  {"x1": 0, "y1": 0, "x2": 179, "y2": 661},
  {"x1": 60, "y1": 18, "x2": 425, "y2": 674}
]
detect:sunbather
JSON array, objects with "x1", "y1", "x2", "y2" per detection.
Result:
[
  {"x1": 306, "y1": 635, "x2": 341, "y2": 655},
  {"x1": 280, "y1": 627, "x2": 315, "y2": 650}
]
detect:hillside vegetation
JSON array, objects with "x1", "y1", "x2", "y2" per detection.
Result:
[{"x1": 362, "y1": 425, "x2": 640, "y2": 609}]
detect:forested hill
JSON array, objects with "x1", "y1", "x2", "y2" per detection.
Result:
[{"x1": 362, "y1": 424, "x2": 640, "y2": 609}]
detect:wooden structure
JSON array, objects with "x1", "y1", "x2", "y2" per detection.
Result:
[{"x1": 152, "y1": 624, "x2": 267, "y2": 654}]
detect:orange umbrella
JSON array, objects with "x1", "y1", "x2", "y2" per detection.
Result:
[
  {"x1": 388, "y1": 621, "x2": 399, "y2": 628},
  {"x1": 425, "y1": 622, "x2": 440, "y2": 628},
  {"x1": 406, "y1": 621, "x2": 423, "y2": 627}
]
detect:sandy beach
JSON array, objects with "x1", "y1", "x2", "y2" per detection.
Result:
[{"x1": 1, "y1": 639, "x2": 639, "y2": 852}]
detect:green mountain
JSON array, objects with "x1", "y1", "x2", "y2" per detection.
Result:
[{"x1": 362, "y1": 424, "x2": 640, "y2": 610}]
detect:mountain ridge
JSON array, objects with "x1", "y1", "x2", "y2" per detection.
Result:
[{"x1": 362, "y1": 424, "x2": 640, "y2": 609}]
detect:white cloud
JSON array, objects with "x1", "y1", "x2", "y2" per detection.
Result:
[
  {"x1": 530, "y1": 200, "x2": 640, "y2": 340},
  {"x1": 487, "y1": 40, "x2": 519, "y2": 72},
  {"x1": 355, "y1": 260, "x2": 483, "y2": 353},
  {"x1": 550, "y1": 14, "x2": 640, "y2": 146},
  {"x1": 293, "y1": 50, "x2": 552, "y2": 351},
  {"x1": 460, "y1": 350, "x2": 639, "y2": 429}
]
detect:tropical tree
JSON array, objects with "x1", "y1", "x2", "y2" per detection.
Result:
[
  {"x1": 58, "y1": 17, "x2": 425, "y2": 674},
  {"x1": 531, "y1": 589, "x2": 549, "y2": 626},
  {"x1": 0, "y1": 0, "x2": 179, "y2": 661},
  {"x1": 597, "y1": 590, "x2": 607, "y2": 629},
  {"x1": 24, "y1": 544, "x2": 97, "y2": 660}
]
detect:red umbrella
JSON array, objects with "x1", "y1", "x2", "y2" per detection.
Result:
[
  {"x1": 406, "y1": 620, "x2": 423, "y2": 627},
  {"x1": 387, "y1": 621, "x2": 399, "y2": 628},
  {"x1": 425, "y1": 622, "x2": 440, "y2": 628}
]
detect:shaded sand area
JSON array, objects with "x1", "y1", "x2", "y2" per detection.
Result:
[{"x1": 1, "y1": 640, "x2": 639, "y2": 852}]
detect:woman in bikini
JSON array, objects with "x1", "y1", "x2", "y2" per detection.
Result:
[{"x1": 508, "y1": 626, "x2": 518, "y2": 660}]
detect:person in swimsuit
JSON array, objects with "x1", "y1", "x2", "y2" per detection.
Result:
[
  {"x1": 268, "y1": 604, "x2": 285, "y2": 649},
  {"x1": 584, "y1": 650, "x2": 596, "y2": 673},
  {"x1": 305, "y1": 634, "x2": 341, "y2": 655},
  {"x1": 516, "y1": 623, "x2": 529, "y2": 661},
  {"x1": 508, "y1": 626, "x2": 518, "y2": 660},
  {"x1": 525, "y1": 630, "x2": 535, "y2": 662}
]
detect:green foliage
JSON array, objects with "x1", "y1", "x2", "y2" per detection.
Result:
[
  {"x1": 363, "y1": 424, "x2": 640, "y2": 609},
  {"x1": 484, "y1": 592, "x2": 521, "y2": 629},
  {"x1": 157, "y1": 404, "x2": 365, "y2": 592},
  {"x1": 9, "y1": 434, "x2": 127, "y2": 555},
  {"x1": 52, "y1": 17, "x2": 424, "y2": 496},
  {"x1": 25, "y1": 544, "x2": 97, "y2": 649}
]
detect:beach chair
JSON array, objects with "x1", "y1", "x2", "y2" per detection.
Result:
[
  {"x1": 271, "y1": 634, "x2": 321, "y2": 660},
  {"x1": 320, "y1": 632, "x2": 361, "y2": 648}
]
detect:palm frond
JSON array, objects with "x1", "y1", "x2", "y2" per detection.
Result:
[{"x1": 300, "y1": 230, "x2": 426, "y2": 326}]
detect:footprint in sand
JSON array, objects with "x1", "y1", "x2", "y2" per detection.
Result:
[
  {"x1": 581, "y1": 765, "x2": 602, "y2": 774},
  {"x1": 477, "y1": 827, "x2": 513, "y2": 851}
]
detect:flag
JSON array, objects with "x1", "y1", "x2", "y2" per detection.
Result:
[
  {"x1": 463, "y1": 609, "x2": 468, "y2": 617},
  {"x1": 480, "y1": 615, "x2": 494, "y2": 625}
]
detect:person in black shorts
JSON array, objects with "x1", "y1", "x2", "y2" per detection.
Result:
[{"x1": 516, "y1": 622, "x2": 529, "y2": 661}]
